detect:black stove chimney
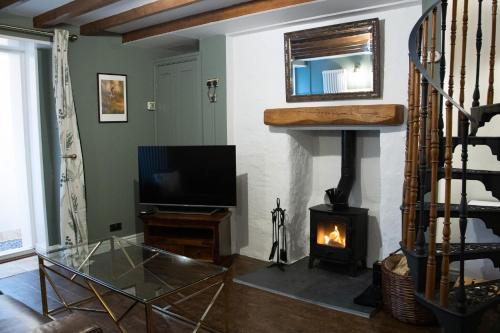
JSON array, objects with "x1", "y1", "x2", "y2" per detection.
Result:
[{"x1": 325, "y1": 130, "x2": 356, "y2": 210}]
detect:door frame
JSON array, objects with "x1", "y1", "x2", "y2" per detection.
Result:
[{"x1": 153, "y1": 52, "x2": 201, "y2": 145}]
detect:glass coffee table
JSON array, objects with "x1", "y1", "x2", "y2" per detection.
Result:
[{"x1": 36, "y1": 236, "x2": 228, "y2": 333}]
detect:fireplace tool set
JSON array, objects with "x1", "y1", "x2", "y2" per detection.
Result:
[{"x1": 268, "y1": 198, "x2": 287, "y2": 270}]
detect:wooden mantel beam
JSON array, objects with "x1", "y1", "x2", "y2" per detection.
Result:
[
  {"x1": 0, "y1": 0, "x2": 26, "y2": 10},
  {"x1": 122, "y1": 0, "x2": 314, "y2": 43},
  {"x1": 80, "y1": 0, "x2": 200, "y2": 36},
  {"x1": 264, "y1": 105, "x2": 405, "y2": 126},
  {"x1": 33, "y1": 0, "x2": 121, "y2": 28}
]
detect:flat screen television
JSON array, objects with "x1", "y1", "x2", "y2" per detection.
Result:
[{"x1": 138, "y1": 146, "x2": 236, "y2": 209}]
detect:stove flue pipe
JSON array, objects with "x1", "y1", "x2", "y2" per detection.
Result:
[{"x1": 325, "y1": 130, "x2": 356, "y2": 209}]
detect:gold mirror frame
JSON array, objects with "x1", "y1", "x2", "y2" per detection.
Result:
[{"x1": 284, "y1": 18, "x2": 381, "y2": 102}]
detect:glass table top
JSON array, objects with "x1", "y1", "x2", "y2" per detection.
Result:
[{"x1": 36, "y1": 237, "x2": 226, "y2": 303}]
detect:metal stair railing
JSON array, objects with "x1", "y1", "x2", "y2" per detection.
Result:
[{"x1": 403, "y1": 0, "x2": 498, "y2": 316}]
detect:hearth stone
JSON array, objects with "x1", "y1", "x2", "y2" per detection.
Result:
[
  {"x1": 233, "y1": 257, "x2": 376, "y2": 318},
  {"x1": 309, "y1": 204, "x2": 368, "y2": 276}
]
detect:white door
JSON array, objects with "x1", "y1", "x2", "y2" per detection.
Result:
[{"x1": 155, "y1": 55, "x2": 203, "y2": 145}]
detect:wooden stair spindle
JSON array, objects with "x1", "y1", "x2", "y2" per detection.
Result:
[
  {"x1": 408, "y1": 25, "x2": 424, "y2": 250},
  {"x1": 425, "y1": 7, "x2": 440, "y2": 300},
  {"x1": 403, "y1": 60, "x2": 415, "y2": 246},
  {"x1": 487, "y1": 0, "x2": 497, "y2": 105},
  {"x1": 408, "y1": 65, "x2": 421, "y2": 250},
  {"x1": 427, "y1": 9, "x2": 438, "y2": 167},
  {"x1": 440, "y1": 0, "x2": 458, "y2": 308},
  {"x1": 458, "y1": 0, "x2": 469, "y2": 135},
  {"x1": 438, "y1": 0, "x2": 448, "y2": 167},
  {"x1": 472, "y1": 0, "x2": 483, "y2": 108},
  {"x1": 416, "y1": 17, "x2": 430, "y2": 255}
]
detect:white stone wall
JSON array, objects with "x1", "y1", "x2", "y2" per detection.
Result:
[{"x1": 226, "y1": 3, "x2": 421, "y2": 264}]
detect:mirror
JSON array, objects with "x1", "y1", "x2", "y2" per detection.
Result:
[{"x1": 284, "y1": 18, "x2": 381, "y2": 102}]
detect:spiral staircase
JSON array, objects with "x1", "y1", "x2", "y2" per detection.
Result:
[{"x1": 401, "y1": 1, "x2": 500, "y2": 332}]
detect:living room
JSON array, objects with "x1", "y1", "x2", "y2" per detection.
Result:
[{"x1": 0, "y1": 0, "x2": 499, "y2": 332}]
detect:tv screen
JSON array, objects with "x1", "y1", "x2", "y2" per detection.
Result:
[{"x1": 138, "y1": 146, "x2": 236, "y2": 208}]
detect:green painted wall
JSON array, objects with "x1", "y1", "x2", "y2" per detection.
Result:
[
  {"x1": 200, "y1": 35, "x2": 227, "y2": 145},
  {"x1": 0, "y1": 13, "x2": 173, "y2": 244},
  {"x1": 0, "y1": 14, "x2": 229, "y2": 245},
  {"x1": 68, "y1": 34, "x2": 172, "y2": 243}
]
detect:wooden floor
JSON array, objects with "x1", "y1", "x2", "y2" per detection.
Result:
[{"x1": 1, "y1": 255, "x2": 499, "y2": 332}]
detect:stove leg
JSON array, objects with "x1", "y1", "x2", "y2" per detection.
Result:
[
  {"x1": 349, "y1": 262, "x2": 358, "y2": 277},
  {"x1": 308, "y1": 256, "x2": 315, "y2": 268}
]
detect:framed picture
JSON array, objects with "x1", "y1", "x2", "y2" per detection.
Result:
[{"x1": 97, "y1": 73, "x2": 128, "y2": 123}]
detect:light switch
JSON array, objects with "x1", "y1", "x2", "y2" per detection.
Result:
[{"x1": 147, "y1": 101, "x2": 156, "y2": 111}]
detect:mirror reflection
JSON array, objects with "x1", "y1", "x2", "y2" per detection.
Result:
[
  {"x1": 285, "y1": 18, "x2": 380, "y2": 102},
  {"x1": 292, "y1": 53, "x2": 373, "y2": 95}
]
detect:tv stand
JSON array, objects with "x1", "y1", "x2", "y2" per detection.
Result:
[
  {"x1": 156, "y1": 206, "x2": 220, "y2": 215},
  {"x1": 140, "y1": 210, "x2": 231, "y2": 264}
]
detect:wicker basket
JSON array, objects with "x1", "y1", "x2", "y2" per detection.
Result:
[{"x1": 381, "y1": 254, "x2": 436, "y2": 325}]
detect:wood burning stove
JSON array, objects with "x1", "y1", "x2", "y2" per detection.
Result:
[
  {"x1": 308, "y1": 131, "x2": 368, "y2": 276},
  {"x1": 309, "y1": 204, "x2": 368, "y2": 275}
]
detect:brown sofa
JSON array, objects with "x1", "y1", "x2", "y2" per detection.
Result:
[{"x1": 0, "y1": 291, "x2": 102, "y2": 333}]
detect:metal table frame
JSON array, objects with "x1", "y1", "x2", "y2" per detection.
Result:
[{"x1": 37, "y1": 239, "x2": 229, "y2": 333}]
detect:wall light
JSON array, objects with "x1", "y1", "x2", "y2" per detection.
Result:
[{"x1": 207, "y1": 78, "x2": 218, "y2": 103}]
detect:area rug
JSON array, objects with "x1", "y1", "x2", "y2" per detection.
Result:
[{"x1": 233, "y1": 257, "x2": 377, "y2": 318}]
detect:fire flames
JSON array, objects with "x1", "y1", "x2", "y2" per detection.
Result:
[{"x1": 317, "y1": 224, "x2": 346, "y2": 248}]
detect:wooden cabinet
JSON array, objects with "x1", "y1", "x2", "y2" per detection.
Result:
[{"x1": 140, "y1": 211, "x2": 231, "y2": 264}]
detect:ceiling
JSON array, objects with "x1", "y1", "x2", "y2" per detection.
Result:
[{"x1": 0, "y1": 0, "x2": 418, "y2": 50}]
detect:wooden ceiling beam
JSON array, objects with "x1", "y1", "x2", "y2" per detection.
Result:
[
  {"x1": 0, "y1": 0, "x2": 26, "y2": 10},
  {"x1": 33, "y1": 0, "x2": 122, "y2": 28},
  {"x1": 81, "y1": 0, "x2": 200, "y2": 36},
  {"x1": 122, "y1": 0, "x2": 314, "y2": 43}
]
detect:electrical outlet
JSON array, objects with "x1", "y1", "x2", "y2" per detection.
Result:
[
  {"x1": 147, "y1": 101, "x2": 156, "y2": 111},
  {"x1": 110, "y1": 222, "x2": 122, "y2": 232}
]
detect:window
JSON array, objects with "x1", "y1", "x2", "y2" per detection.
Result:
[{"x1": 0, "y1": 35, "x2": 48, "y2": 258}]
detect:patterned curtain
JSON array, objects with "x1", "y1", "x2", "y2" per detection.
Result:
[{"x1": 52, "y1": 29, "x2": 88, "y2": 248}]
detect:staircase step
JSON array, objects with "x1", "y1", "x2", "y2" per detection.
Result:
[
  {"x1": 452, "y1": 136, "x2": 500, "y2": 161},
  {"x1": 406, "y1": 242, "x2": 500, "y2": 265},
  {"x1": 426, "y1": 168, "x2": 500, "y2": 200},
  {"x1": 444, "y1": 243, "x2": 500, "y2": 264},
  {"x1": 415, "y1": 202, "x2": 500, "y2": 237},
  {"x1": 471, "y1": 103, "x2": 500, "y2": 135},
  {"x1": 402, "y1": 242, "x2": 500, "y2": 293},
  {"x1": 413, "y1": 279, "x2": 500, "y2": 333},
  {"x1": 452, "y1": 169, "x2": 500, "y2": 200}
]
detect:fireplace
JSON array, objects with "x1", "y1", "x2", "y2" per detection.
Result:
[
  {"x1": 309, "y1": 205, "x2": 368, "y2": 275},
  {"x1": 308, "y1": 131, "x2": 368, "y2": 276}
]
